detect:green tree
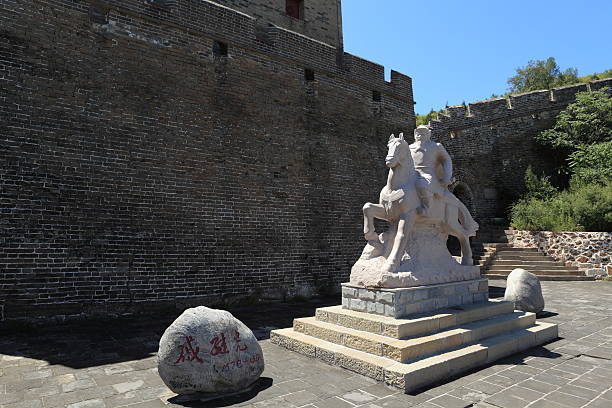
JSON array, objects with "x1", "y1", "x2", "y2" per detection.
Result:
[
  {"x1": 507, "y1": 57, "x2": 578, "y2": 93},
  {"x1": 415, "y1": 109, "x2": 441, "y2": 126},
  {"x1": 568, "y1": 140, "x2": 612, "y2": 185},
  {"x1": 523, "y1": 166, "x2": 558, "y2": 200},
  {"x1": 536, "y1": 87, "x2": 612, "y2": 152}
]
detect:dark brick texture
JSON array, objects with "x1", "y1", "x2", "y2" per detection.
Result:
[{"x1": 0, "y1": 0, "x2": 414, "y2": 320}]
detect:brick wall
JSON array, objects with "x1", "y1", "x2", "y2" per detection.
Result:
[
  {"x1": 0, "y1": 0, "x2": 414, "y2": 320},
  {"x1": 213, "y1": 0, "x2": 343, "y2": 48},
  {"x1": 430, "y1": 78, "x2": 612, "y2": 222}
]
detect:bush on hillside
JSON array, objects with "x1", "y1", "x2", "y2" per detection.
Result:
[{"x1": 510, "y1": 182, "x2": 612, "y2": 232}]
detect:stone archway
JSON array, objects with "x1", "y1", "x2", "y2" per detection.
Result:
[{"x1": 450, "y1": 181, "x2": 476, "y2": 219}]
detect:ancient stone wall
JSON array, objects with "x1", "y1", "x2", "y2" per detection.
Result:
[
  {"x1": 430, "y1": 78, "x2": 612, "y2": 222},
  {"x1": 0, "y1": 0, "x2": 414, "y2": 320},
  {"x1": 212, "y1": 0, "x2": 343, "y2": 48},
  {"x1": 506, "y1": 230, "x2": 612, "y2": 277}
]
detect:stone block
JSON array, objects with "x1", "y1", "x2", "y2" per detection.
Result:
[
  {"x1": 342, "y1": 287, "x2": 358, "y2": 298},
  {"x1": 413, "y1": 289, "x2": 429, "y2": 301},
  {"x1": 434, "y1": 297, "x2": 449, "y2": 310},
  {"x1": 359, "y1": 288, "x2": 376, "y2": 301},
  {"x1": 419, "y1": 299, "x2": 436, "y2": 313},
  {"x1": 400, "y1": 290, "x2": 414, "y2": 302},
  {"x1": 376, "y1": 291, "x2": 395, "y2": 305},
  {"x1": 342, "y1": 297, "x2": 350, "y2": 308},
  {"x1": 461, "y1": 294, "x2": 474, "y2": 305},
  {"x1": 474, "y1": 293, "x2": 487, "y2": 303},
  {"x1": 384, "y1": 304, "x2": 396, "y2": 316},
  {"x1": 478, "y1": 280, "x2": 489, "y2": 292},
  {"x1": 447, "y1": 295, "x2": 462, "y2": 307},
  {"x1": 403, "y1": 302, "x2": 419, "y2": 316},
  {"x1": 351, "y1": 299, "x2": 367, "y2": 312}
]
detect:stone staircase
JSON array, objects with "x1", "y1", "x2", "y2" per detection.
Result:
[
  {"x1": 482, "y1": 245, "x2": 594, "y2": 281},
  {"x1": 271, "y1": 299, "x2": 557, "y2": 392}
]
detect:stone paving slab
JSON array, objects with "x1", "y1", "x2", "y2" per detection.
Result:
[{"x1": 1, "y1": 280, "x2": 611, "y2": 407}]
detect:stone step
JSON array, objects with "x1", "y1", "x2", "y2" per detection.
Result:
[
  {"x1": 484, "y1": 270, "x2": 586, "y2": 276},
  {"x1": 491, "y1": 259, "x2": 572, "y2": 266},
  {"x1": 270, "y1": 322, "x2": 558, "y2": 392},
  {"x1": 493, "y1": 255, "x2": 557, "y2": 261},
  {"x1": 483, "y1": 274, "x2": 594, "y2": 281},
  {"x1": 294, "y1": 311, "x2": 535, "y2": 363},
  {"x1": 315, "y1": 300, "x2": 514, "y2": 339},
  {"x1": 495, "y1": 249, "x2": 541, "y2": 254},
  {"x1": 487, "y1": 265, "x2": 580, "y2": 272}
]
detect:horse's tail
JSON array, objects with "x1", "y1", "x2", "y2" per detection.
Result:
[
  {"x1": 444, "y1": 192, "x2": 479, "y2": 236},
  {"x1": 457, "y1": 205, "x2": 479, "y2": 236}
]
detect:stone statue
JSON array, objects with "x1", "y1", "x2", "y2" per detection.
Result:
[{"x1": 351, "y1": 126, "x2": 480, "y2": 288}]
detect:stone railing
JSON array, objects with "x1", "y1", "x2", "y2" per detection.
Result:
[{"x1": 505, "y1": 230, "x2": 611, "y2": 277}]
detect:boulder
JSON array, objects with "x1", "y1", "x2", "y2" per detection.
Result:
[
  {"x1": 504, "y1": 268, "x2": 545, "y2": 313},
  {"x1": 158, "y1": 306, "x2": 264, "y2": 395}
]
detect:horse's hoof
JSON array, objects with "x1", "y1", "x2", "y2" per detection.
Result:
[
  {"x1": 381, "y1": 262, "x2": 398, "y2": 274},
  {"x1": 461, "y1": 257, "x2": 473, "y2": 266},
  {"x1": 364, "y1": 232, "x2": 378, "y2": 241}
]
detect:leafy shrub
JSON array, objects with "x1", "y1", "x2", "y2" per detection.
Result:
[
  {"x1": 523, "y1": 166, "x2": 558, "y2": 200},
  {"x1": 510, "y1": 181, "x2": 612, "y2": 232},
  {"x1": 536, "y1": 87, "x2": 612, "y2": 151},
  {"x1": 568, "y1": 140, "x2": 612, "y2": 185}
]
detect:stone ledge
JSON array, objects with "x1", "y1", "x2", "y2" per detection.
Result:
[
  {"x1": 270, "y1": 321, "x2": 558, "y2": 392},
  {"x1": 341, "y1": 278, "x2": 489, "y2": 318},
  {"x1": 315, "y1": 300, "x2": 514, "y2": 339}
]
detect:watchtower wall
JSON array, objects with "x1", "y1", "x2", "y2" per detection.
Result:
[
  {"x1": 430, "y1": 78, "x2": 612, "y2": 221},
  {"x1": 0, "y1": 0, "x2": 414, "y2": 320}
]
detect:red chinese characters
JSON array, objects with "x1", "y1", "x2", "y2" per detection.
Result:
[
  {"x1": 175, "y1": 336, "x2": 203, "y2": 364},
  {"x1": 233, "y1": 330, "x2": 248, "y2": 352},
  {"x1": 209, "y1": 332, "x2": 229, "y2": 356}
]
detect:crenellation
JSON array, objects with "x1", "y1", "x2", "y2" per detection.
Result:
[
  {"x1": 587, "y1": 77, "x2": 612, "y2": 91},
  {"x1": 430, "y1": 81, "x2": 605, "y2": 224},
  {"x1": 508, "y1": 90, "x2": 552, "y2": 111},
  {"x1": 551, "y1": 83, "x2": 588, "y2": 103},
  {"x1": 467, "y1": 97, "x2": 509, "y2": 118},
  {"x1": 445, "y1": 105, "x2": 468, "y2": 118}
]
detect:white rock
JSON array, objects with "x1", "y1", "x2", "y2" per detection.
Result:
[
  {"x1": 158, "y1": 306, "x2": 264, "y2": 395},
  {"x1": 504, "y1": 268, "x2": 545, "y2": 313}
]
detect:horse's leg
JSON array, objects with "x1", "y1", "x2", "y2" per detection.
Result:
[
  {"x1": 363, "y1": 202, "x2": 386, "y2": 241},
  {"x1": 382, "y1": 210, "x2": 415, "y2": 273},
  {"x1": 445, "y1": 206, "x2": 473, "y2": 265}
]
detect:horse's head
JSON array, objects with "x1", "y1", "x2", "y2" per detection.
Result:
[{"x1": 385, "y1": 133, "x2": 410, "y2": 168}]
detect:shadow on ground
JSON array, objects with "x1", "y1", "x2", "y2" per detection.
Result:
[
  {"x1": 167, "y1": 377, "x2": 274, "y2": 407},
  {"x1": 0, "y1": 297, "x2": 340, "y2": 369}
]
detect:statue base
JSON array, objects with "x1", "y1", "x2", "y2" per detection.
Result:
[
  {"x1": 350, "y1": 222, "x2": 480, "y2": 288},
  {"x1": 341, "y1": 278, "x2": 489, "y2": 319}
]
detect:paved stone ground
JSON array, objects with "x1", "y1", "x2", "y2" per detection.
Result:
[{"x1": 1, "y1": 280, "x2": 611, "y2": 408}]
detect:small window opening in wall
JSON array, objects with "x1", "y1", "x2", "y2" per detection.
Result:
[
  {"x1": 286, "y1": 0, "x2": 304, "y2": 20},
  {"x1": 304, "y1": 68, "x2": 315, "y2": 81},
  {"x1": 213, "y1": 41, "x2": 228, "y2": 57},
  {"x1": 372, "y1": 90, "x2": 381, "y2": 102}
]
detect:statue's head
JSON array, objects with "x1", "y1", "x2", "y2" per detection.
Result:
[
  {"x1": 414, "y1": 125, "x2": 432, "y2": 142},
  {"x1": 386, "y1": 133, "x2": 409, "y2": 168}
]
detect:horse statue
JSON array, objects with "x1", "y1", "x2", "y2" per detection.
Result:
[{"x1": 351, "y1": 130, "x2": 480, "y2": 288}]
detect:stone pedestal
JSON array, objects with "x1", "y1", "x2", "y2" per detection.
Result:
[
  {"x1": 271, "y1": 280, "x2": 558, "y2": 392},
  {"x1": 341, "y1": 278, "x2": 488, "y2": 318}
]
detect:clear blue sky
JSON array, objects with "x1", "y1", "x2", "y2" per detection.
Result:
[{"x1": 342, "y1": 0, "x2": 612, "y2": 115}]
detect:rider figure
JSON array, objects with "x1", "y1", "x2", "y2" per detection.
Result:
[
  {"x1": 409, "y1": 126, "x2": 453, "y2": 216},
  {"x1": 409, "y1": 125, "x2": 478, "y2": 236}
]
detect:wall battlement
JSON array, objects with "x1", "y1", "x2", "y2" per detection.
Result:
[
  {"x1": 428, "y1": 77, "x2": 611, "y2": 224},
  {"x1": 90, "y1": 0, "x2": 411, "y2": 101},
  {"x1": 433, "y1": 78, "x2": 612, "y2": 130}
]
